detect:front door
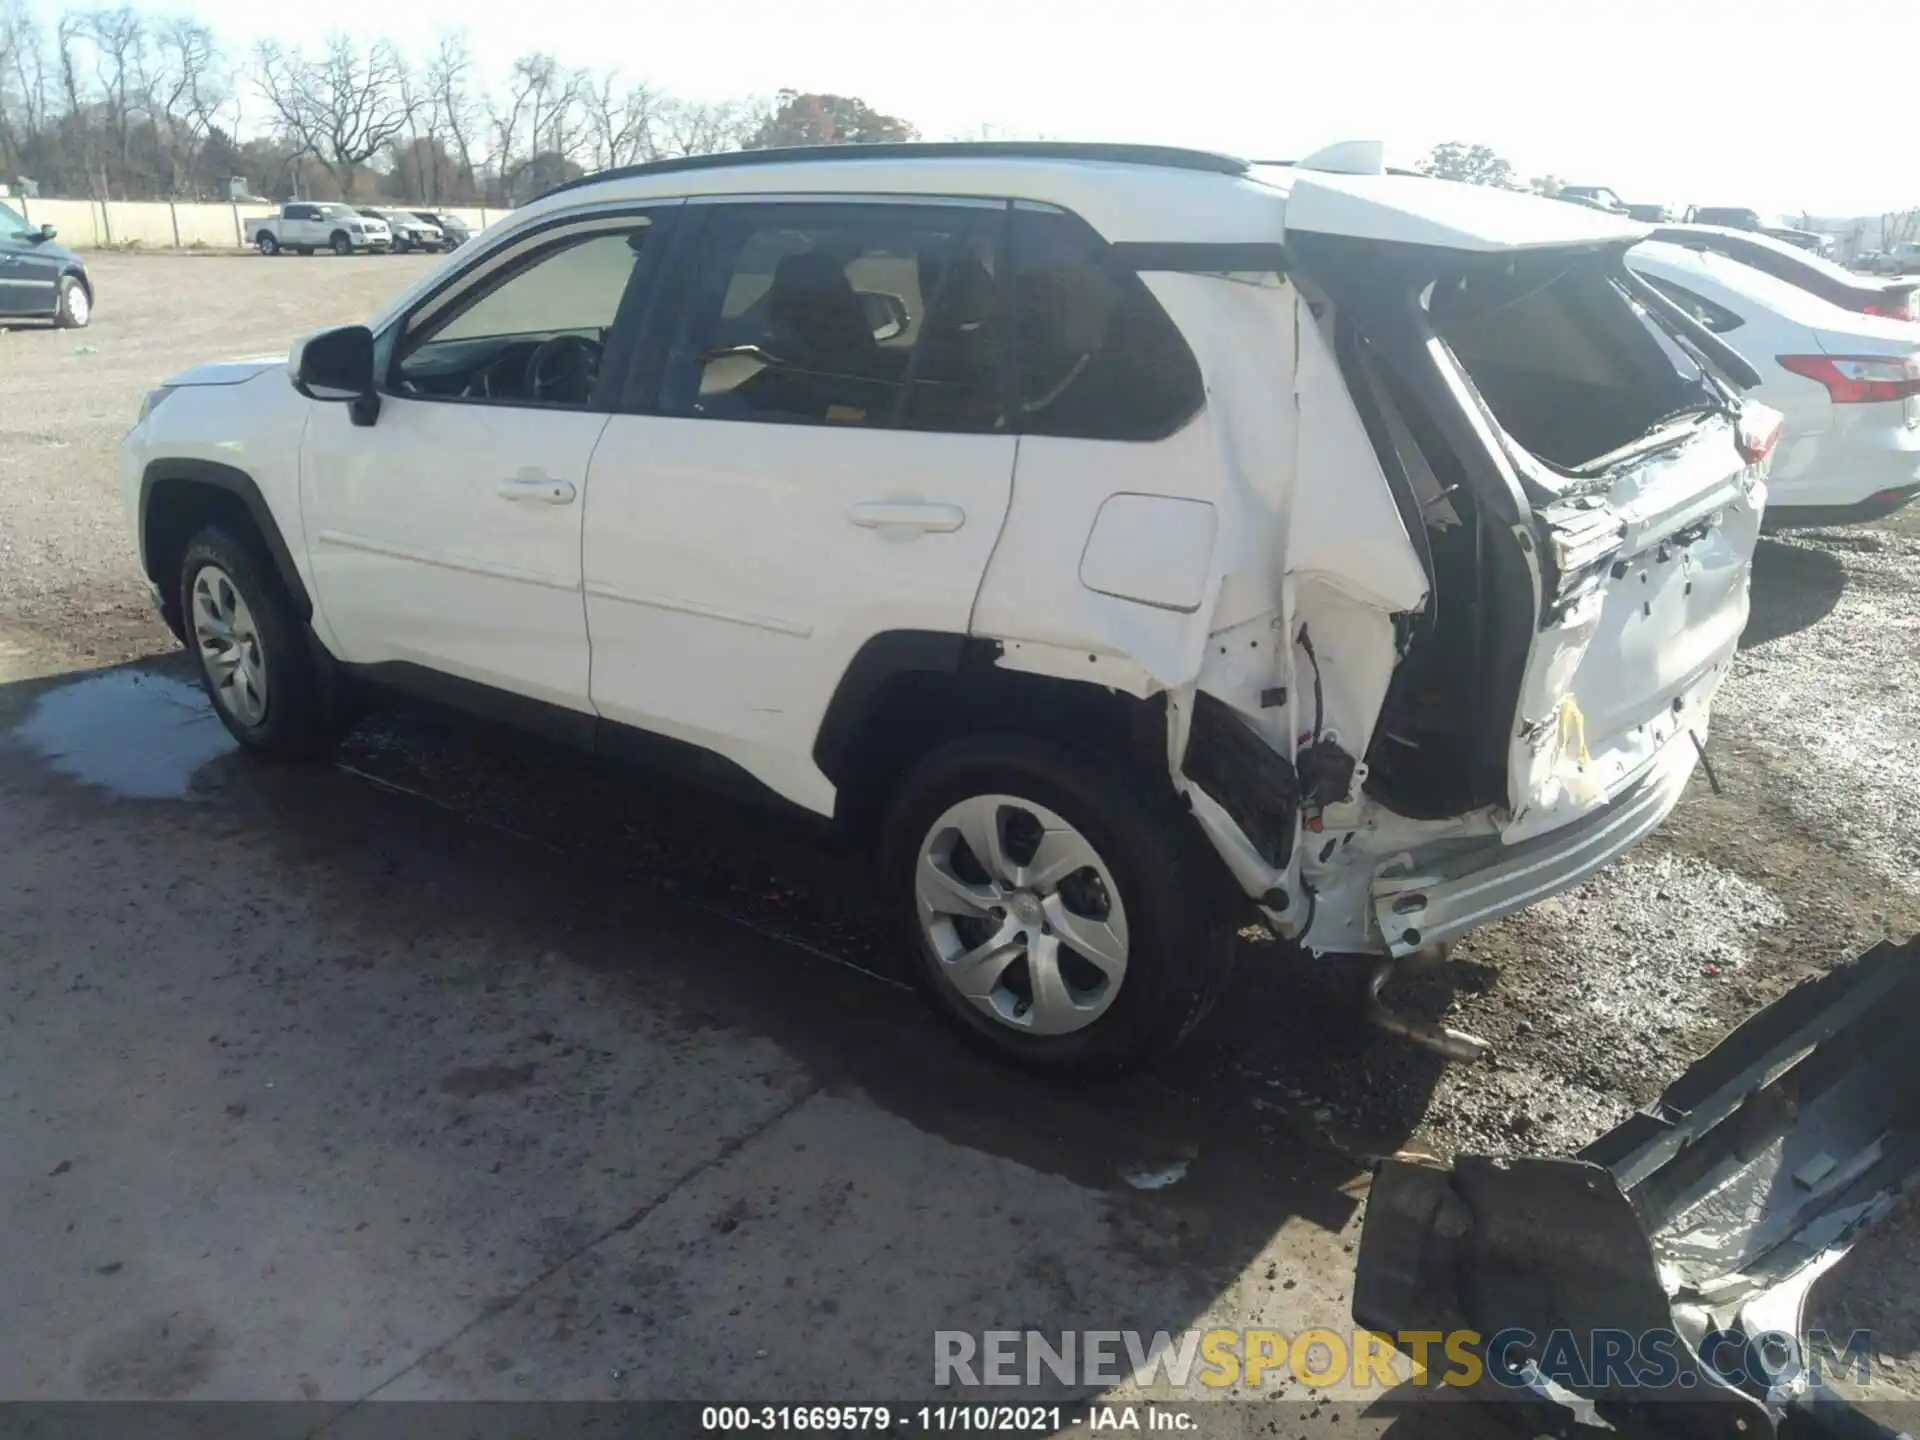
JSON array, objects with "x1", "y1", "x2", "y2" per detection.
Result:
[
  {"x1": 300, "y1": 210, "x2": 669, "y2": 719},
  {"x1": 583, "y1": 198, "x2": 1017, "y2": 813},
  {"x1": 0, "y1": 203, "x2": 56, "y2": 317}
]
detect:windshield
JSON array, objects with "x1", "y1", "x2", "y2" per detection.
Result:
[
  {"x1": 317, "y1": 204, "x2": 356, "y2": 219},
  {"x1": 1428, "y1": 252, "x2": 1721, "y2": 476}
]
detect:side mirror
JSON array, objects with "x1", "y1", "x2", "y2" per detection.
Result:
[
  {"x1": 36, "y1": 223, "x2": 57, "y2": 242},
  {"x1": 289, "y1": 324, "x2": 380, "y2": 425}
]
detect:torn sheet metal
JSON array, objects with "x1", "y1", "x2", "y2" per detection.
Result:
[{"x1": 1354, "y1": 937, "x2": 1920, "y2": 1438}]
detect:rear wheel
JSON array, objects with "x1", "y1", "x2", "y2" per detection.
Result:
[
  {"x1": 879, "y1": 735, "x2": 1236, "y2": 1077},
  {"x1": 330, "y1": 230, "x2": 352, "y2": 256},
  {"x1": 53, "y1": 275, "x2": 90, "y2": 328},
  {"x1": 179, "y1": 525, "x2": 342, "y2": 758},
  {"x1": 256, "y1": 232, "x2": 279, "y2": 256}
]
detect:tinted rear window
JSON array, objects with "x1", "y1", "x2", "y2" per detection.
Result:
[{"x1": 1431, "y1": 255, "x2": 1712, "y2": 472}]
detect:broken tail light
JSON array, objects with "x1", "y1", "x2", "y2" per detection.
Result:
[
  {"x1": 1735, "y1": 403, "x2": 1784, "y2": 466},
  {"x1": 1776, "y1": 352, "x2": 1920, "y2": 404}
]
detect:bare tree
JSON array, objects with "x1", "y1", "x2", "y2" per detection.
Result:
[
  {"x1": 84, "y1": 6, "x2": 147, "y2": 183},
  {"x1": 585, "y1": 69, "x2": 657, "y2": 170},
  {"x1": 1, "y1": 0, "x2": 49, "y2": 165},
  {"x1": 653, "y1": 94, "x2": 756, "y2": 158},
  {"x1": 489, "y1": 52, "x2": 587, "y2": 202},
  {"x1": 425, "y1": 30, "x2": 477, "y2": 196},
  {"x1": 254, "y1": 34, "x2": 413, "y2": 197},
  {"x1": 147, "y1": 17, "x2": 224, "y2": 193}
]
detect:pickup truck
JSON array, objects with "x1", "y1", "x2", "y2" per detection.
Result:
[{"x1": 245, "y1": 203, "x2": 391, "y2": 257}]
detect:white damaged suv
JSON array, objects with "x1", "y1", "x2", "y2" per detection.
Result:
[{"x1": 122, "y1": 141, "x2": 1778, "y2": 1073}]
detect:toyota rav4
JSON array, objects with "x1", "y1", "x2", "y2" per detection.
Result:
[{"x1": 122, "y1": 140, "x2": 1779, "y2": 1074}]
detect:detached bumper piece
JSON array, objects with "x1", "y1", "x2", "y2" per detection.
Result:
[{"x1": 1355, "y1": 938, "x2": 1920, "y2": 1439}]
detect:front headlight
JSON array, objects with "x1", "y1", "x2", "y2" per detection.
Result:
[{"x1": 137, "y1": 386, "x2": 175, "y2": 425}]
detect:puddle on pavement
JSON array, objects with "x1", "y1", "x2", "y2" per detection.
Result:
[{"x1": 8, "y1": 669, "x2": 233, "y2": 799}]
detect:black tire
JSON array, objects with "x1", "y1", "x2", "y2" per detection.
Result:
[
  {"x1": 178, "y1": 525, "x2": 342, "y2": 759},
  {"x1": 256, "y1": 232, "x2": 278, "y2": 256},
  {"x1": 878, "y1": 734, "x2": 1236, "y2": 1078},
  {"x1": 330, "y1": 230, "x2": 352, "y2": 256},
  {"x1": 53, "y1": 275, "x2": 90, "y2": 328}
]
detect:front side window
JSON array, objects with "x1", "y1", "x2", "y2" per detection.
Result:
[
  {"x1": 1, "y1": 201, "x2": 26, "y2": 234},
  {"x1": 393, "y1": 224, "x2": 650, "y2": 408},
  {"x1": 660, "y1": 203, "x2": 1004, "y2": 433},
  {"x1": 1007, "y1": 209, "x2": 1205, "y2": 441}
]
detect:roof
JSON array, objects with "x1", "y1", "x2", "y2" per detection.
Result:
[
  {"x1": 535, "y1": 141, "x2": 1250, "y2": 202},
  {"x1": 499, "y1": 141, "x2": 1652, "y2": 256},
  {"x1": 1630, "y1": 241, "x2": 1920, "y2": 344}
]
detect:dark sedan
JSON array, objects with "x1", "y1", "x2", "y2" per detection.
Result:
[
  {"x1": 1, "y1": 200, "x2": 92, "y2": 327},
  {"x1": 411, "y1": 210, "x2": 474, "y2": 248}
]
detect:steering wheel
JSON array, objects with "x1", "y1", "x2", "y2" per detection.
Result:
[{"x1": 525, "y1": 334, "x2": 603, "y2": 405}]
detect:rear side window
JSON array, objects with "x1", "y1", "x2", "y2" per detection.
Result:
[
  {"x1": 659, "y1": 202, "x2": 1004, "y2": 434},
  {"x1": 1008, "y1": 209, "x2": 1204, "y2": 440}
]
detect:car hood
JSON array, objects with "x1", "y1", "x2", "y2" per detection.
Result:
[{"x1": 164, "y1": 354, "x2": 284, "y2": 388}]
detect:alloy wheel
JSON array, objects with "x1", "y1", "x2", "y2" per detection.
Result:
[
  {"x1": 191, "y1": 565, "x2": 269, "y2": 727},
  {"x1": 914, "y1": 794, "x2": 1130, "y2": 1035}
]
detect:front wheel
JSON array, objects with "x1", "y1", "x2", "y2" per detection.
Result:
[
  {"x1": 179, "y1": 525, "x2": 342, "y2": 759},
  {"x1": 256, "y1": 232, "x2": 279, "y2": 256},
  {"x1": 330, "y1": 231, "x2": 352, "y2": 256},
  {"x1": 53, "y1": 275, "x2": 90, "y2": 328},
  {"x1": 878, "y1": 735, "x2": 1236, "y2": 1077}
]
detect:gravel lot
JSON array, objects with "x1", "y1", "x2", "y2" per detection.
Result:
[{"x1": 2, "y1": 253, "x2": 1916, "y2": 1412}]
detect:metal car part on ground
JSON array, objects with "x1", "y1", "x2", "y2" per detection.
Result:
[{"x1": 1355, "y1": 936, "x2": 1920, "y2": 1439}]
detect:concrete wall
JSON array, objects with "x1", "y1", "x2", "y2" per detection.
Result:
[{"x1": 15, "y1": 197, "x2": 511, "y2": 250}]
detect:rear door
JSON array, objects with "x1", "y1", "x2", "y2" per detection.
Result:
[
  {"x1": 282, "y1": 204, "x2": 318, "y2": 247},
  {"x1": 582, "y1": 196, "x2": 1016, "y2": 814}
]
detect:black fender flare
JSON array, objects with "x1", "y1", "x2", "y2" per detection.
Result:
[
  {"x1": 811, "y1": 630, "x2": 973, "y2": 788},
  {"x1": 139, "y1": 458, "x2": 313, "y2": 620}
]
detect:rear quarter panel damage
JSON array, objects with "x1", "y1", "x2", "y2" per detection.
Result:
[{"x1": 970, "y1": 272, "x2": 1432, "y2": 941}]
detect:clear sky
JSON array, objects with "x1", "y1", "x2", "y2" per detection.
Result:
[{"x1": 116, "y1": 0, "x2": 1920, "y2": 217}]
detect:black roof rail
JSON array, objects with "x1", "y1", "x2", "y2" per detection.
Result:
[{"x1": 533, "y1": 141, "x2": 1251, "y2": 203}]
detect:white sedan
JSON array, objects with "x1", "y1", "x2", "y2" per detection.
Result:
[{"x1": 1629, "y1": 241, "x2": 1920, "y2": 525}]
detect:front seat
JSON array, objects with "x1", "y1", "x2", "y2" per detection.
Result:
[{"x1": 762, "y1": 252, "x2": 884, "y2": 419}]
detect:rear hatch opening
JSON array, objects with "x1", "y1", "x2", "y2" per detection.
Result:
[{"x1": 1293, "y1": 237, "x2": 1766, "y2": 833}]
